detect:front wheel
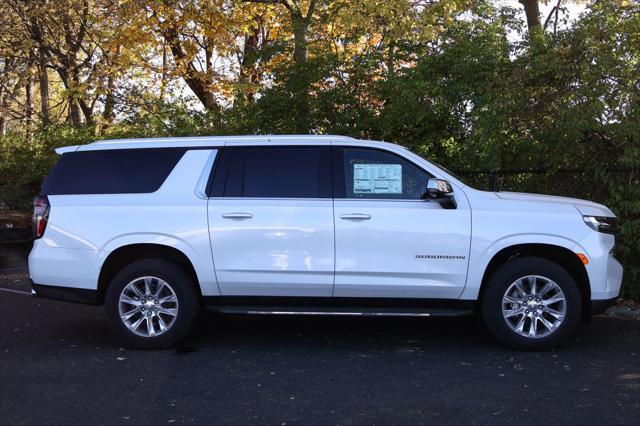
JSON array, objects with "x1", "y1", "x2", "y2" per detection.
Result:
[
  {"x1": 481, "y1": 257, "x2": 582, "y2": 350},
  {"x1": 104, "y1": 259, "x2": 199, "y2": 349}
]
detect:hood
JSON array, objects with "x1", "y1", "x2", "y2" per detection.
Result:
[{"x1": 496, "y1": 192, "x2": 615, "y2": 217}]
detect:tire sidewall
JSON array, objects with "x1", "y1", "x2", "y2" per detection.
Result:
[
  {"x1": 481, "y1": 257, "x2": 582, "y2": 350},
  {"x1": 104, "y1": 259, "x2": 199, "y2": 349}
]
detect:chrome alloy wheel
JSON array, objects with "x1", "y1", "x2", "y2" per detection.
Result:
[
  {"x1": 118, "y1": 276, "x2": 179, "y2": 337},
  {"x1": 501, "y1": 275, "x2": 566, "y2": 339}
]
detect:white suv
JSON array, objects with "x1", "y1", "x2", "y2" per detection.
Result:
[{"x1": 29, "y1": 135, "x2": 623, "y2": 349}]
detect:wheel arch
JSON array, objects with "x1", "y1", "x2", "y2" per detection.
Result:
[
  {"x1": 478, "y1": 243, "x2": 591, "y2": 321},
  {"x1": 97, "y1": 243, "x2": 202, "y2": 305}
]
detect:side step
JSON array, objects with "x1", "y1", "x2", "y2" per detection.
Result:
[{"x1": 207, "y1": 305, "x2": 475, "y2": 318}]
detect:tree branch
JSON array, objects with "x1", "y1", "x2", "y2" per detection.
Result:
[{"x1": 306, "y1": 0, "x2": 317, "y2": 20}]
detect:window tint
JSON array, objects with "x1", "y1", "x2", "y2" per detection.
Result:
[
  {"x1": 339, "y1": 147, "x2": 432, "y2": 200},
  {"x1": 210, "y1": 146, "x2": 332, "y2": 198},
  {"x1": 42, "y1": 148, "x2": 185, "y2": 195}
]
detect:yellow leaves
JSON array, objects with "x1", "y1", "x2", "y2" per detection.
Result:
[
  {"x1": 0, "y1": 0, "x2": 483, "y2": 116},
  {"x1": 327, "y1": 0, "x2": 475, "y2": 48}
]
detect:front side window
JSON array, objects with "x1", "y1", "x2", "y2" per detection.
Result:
[
  {"x1": 210, "y1": 146, "x2": 332, "y2": 198},
  {"x1": 338, "y1": 147, "x2": 433, "y2": 200}
]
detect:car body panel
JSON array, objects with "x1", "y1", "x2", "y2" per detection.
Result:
[
  {"x1": 496, "y1": 191, "x2": 615, "y2": 217},
  {"x1": 333, "y1": 198, "x2": 471, "y2": 299},
  {"x1": 30, "y1": 149, "x2": 220, "y2": 296},
  {"x1": 208, "y1": 198, "x2": 335, "y2": 297},
  {"x1": 460, "y1": 187, "x2": 619, "y2": 300}
]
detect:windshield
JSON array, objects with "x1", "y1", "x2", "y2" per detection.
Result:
[
  {"x1": 406, "y1": 148, "x2": 466, "y2": 184},
  {"x1": 429, "y1": 160, "x2": 465, "y2": 183}
]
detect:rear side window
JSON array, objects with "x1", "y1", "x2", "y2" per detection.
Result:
[
  {"x1": 209, "y1": 146, "x2": 332, "y2": 198},
  {"x1": 42, "y1": 148, "x2": 186, "y2": 195}
]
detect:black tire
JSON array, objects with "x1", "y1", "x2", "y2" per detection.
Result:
[
  {"x1": 104, "y1": 259, "x2": 199, "y2": 349},
  {"x1": 481, "y1": 257, "x2": 582, "y2": 350}
]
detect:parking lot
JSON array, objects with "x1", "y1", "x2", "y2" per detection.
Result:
[{"x1": 1, "y1": 262, "x2": 639, "y2": 425}]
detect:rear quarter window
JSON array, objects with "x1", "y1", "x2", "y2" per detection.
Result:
[{"x1": 41, "y1": 148, "x2": 186, "y2": 195}]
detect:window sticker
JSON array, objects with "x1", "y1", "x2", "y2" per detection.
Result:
[{"x1": 353, "y1": 164, "x2": 402, "y2": 194}]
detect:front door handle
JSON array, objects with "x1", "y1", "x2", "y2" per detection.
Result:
[
  {"x1": 222, "y1": 212, "x2": 253, "y2": 219},
  {"x1": 340, "y1": 213, "x2": 371, "y2": 220}
]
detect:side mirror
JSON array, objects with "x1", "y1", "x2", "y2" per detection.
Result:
[{"x1": 426, "y1": 178, "x2": 454, "y2": 199}]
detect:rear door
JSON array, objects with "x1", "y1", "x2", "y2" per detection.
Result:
[
  {"x1": 332, "y1": 146, "x2": 471, "y2": 299},
  {"x1": 207, "y1": 144, "x2": 334, "y2": 297}
]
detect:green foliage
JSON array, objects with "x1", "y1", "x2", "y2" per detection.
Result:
[{"x1": 0, "y1": 126, "x2": 97, "y2": 209}]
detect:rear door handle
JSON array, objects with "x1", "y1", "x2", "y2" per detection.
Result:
[
  {"x1": 340, "y1": 213, "x2": 371, "y2": 220},
  {"x1": 222, "y1": 212, "x2": 253, "y2": 219}
]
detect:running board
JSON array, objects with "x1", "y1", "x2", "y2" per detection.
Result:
[{"x1": 207, "y1": 305, "x2": 475, "y2": 318}]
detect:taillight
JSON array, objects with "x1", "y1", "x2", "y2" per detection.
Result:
[{"x1": 33, "y1": 195, "x2": 50, "y2": 239}]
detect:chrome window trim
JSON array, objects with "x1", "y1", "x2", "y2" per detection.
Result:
[
  {"x1": 207, "y1": 196, "x2": 434, "y2": 203},
  {"x1": 206, "y1": 197, "x2": 332, "y2": 202}
]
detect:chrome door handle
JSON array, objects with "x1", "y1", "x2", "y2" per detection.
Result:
[
  {"x1": 222, "y1": 212, "x2": 253, "y2": 219},
  {"x1": 340, "y1": 213, "x2": 371, "y2": 220}
]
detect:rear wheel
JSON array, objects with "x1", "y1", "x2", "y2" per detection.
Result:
[
  {"x1": 481, "y1": 257, "x2": 582, "y2": 350},
  {"x1": 105, "y1": 259, "x2": 199, "y2": 349}
]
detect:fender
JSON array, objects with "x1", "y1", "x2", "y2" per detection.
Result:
[
  {"x1": 460, "y1": 233, "x2": 587, "y2": 300},
  {"x1": 98, "y1": 232, "x2": 220, "y2": 296}
]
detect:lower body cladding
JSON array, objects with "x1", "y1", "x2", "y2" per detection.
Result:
[{"x1": 31, "y1": 281, "x2": 100, "y2": 305}]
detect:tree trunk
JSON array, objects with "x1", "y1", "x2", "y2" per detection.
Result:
[
  {"x1": 519, "y1": 0, "x2": 541, "y2": 32},
  {"x1": 67, "y1": 67, "x2": 93, "y2": 125},
  {"x1": 103, "y1": 47, "x2": 119, "y2": 123},
  {"x1": 239, "y1": 26, "x2": 261, "y2": 103},
  {"x1": 160, "y1": 45, "x2": 168, "y2": 102},
  {"x1": 25, "y1": 53, "x2": 35, "y2": 135},
  {"x1": 386, "y1": 40, "x2": 395, "y2": 79},
  {"x1": 162, "y1": 25, "x2": 217, "y2": 110},
  {"x1": 243, "y1": 0, "x2": 315, "y2": 132},
  {"x1": 103, "y1": 74, "x2": 116, "y2": 124},
  {"x1": 68, "y1": 99, "x2": 82, "y2": 126},
  {"x1": 38, "y1": 46, "x2": 50, "y2": 126},
  {"x1": 78, "y1": 98, "x2": 94, "y2": 126},
  {"x1": 292, "y1": 15, "x2": 308, "y2": 65},
  {"x1": 55, "y1": 60, "x2": 83, "y2": 126},
  {"x1": 29, "y1": 14, "x2": 51, "y2": 126},
  {"x1": 0, "y1": 116, "x2": 6, "y2": 137},
  {"x1": 291, "y1": 14, "x2": 310, "y2": 133}
]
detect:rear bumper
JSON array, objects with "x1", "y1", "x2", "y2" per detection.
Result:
[
  {"x1": 31, "y1": 281, "x2": 101, "y2": 305},
  {"x1": 28, "y1": 241, "x2": 101, "y2": 291},
  {"x1": 28, "y1": 241, "x2": 102, "y2": 305}
]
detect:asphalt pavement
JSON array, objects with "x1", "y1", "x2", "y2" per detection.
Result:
[{"x1": 1, "y1": 269, "x2": 639, "y2": 425}]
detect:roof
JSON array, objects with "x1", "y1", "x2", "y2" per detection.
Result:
[
  {"x1": 55, "y1": 135, "x2": 358, "y2": 154},
  {"x1": 50, "y1": 135, "x2": 465, "y2": 187}
]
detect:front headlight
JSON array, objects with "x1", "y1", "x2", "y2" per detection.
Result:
[{"x1": 583, "y1": 215, "x2": 617, "y2": 235}]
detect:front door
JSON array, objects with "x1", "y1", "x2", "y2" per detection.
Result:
[
  {"x1": 208, "y1": 145, "x2": 334, "y2": 297},
  {"x1": 332, "y1": 146, "x2": 471, "y2": 299}
]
